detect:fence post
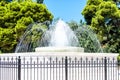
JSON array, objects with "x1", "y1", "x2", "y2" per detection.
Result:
[
  {"x1": 18, "y1": 56, "x2": 21, "y2": 80},
  {"x1": 104, "y1": 57, "x2": 107, "y2": 80},
  {"x1": 0, "y1": 57, "x2": 2, "y2": 80},
  {"x1": 65, "y1": 56, "x2": 68, "y2": 80}
]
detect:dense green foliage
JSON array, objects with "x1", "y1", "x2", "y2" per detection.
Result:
[
  {"x1": 0, "y1": 0, "x2": 44, "y2": 3},
  {"x1": 68, "y1": 21, "x2": 102, "y2": 52},
  {"x1": 82, "y1": 0, "x2": 120, "y2": 53},
  {"x1": 15, "y1": 22, "x2": 48, "y2": 52},
  {"x1": 0, "y1": 1, "x2": 53, "y2": 53}
]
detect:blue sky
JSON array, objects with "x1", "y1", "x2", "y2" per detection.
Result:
[{"x1": 44, "y1": 0, "x2": 86, "y2": 22}]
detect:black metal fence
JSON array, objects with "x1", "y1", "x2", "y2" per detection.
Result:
[{"x1": 0, "y1": 56, "x2": 120, "y2": 80}]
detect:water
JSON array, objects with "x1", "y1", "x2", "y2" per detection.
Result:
[
  {"x1": 75, "y1": 26, "x2": 103, "y2": 52},
  {"x1": 15, "y1": 22, "x2": 48, "y2": 52},
  {"x1": 15, "y1": 20, "x2": 102, "y2": 53},
  {"x1": 43, "y1": 20, "x2": 79, "y2": 47}
]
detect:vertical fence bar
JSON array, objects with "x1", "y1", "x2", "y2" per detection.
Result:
[
  {"x1": 53, "y1": 60, "x2": 55, "y2": 80},
  {"x1": 16, "y1": 57, "x2": 17, "y2": 80},
  {"x1": 115, "y1": 58, "x2": 117, "y2": 80},
  {"x1": 37, "y1": 57, "x2": 39, "y2": 80},
  {"x1": 72, "y1": 61, "x2": 74, "y2": 80},
  {"x1": 99, "y1": 59, "x2": 101, "y2": 80},
  {"x1": 68, "y1": 58, "x2": 71, "y2": 80},
  {"x1": 96, "y1": 58, "x2": 98, "y2": 80},
  {"x1": 30, "y1": 57, "x2": 32, "y2": 80},
  {"x1": 86, "y1": 58, "x2": 88, "y2": 80},
  {"x1": 27, "y1": 61, "x2": 29, "y2": 80},
  {"x1": 50, "y1": 57, "x2": 52, "y2": 80},
  {"x1": 91, "y1": 58, "x2": 93, "y2": 80},
  {"x1": 11, "y1": 57, "x2": 13, "y2": 80},
  {"x1": 107, "y1": 58, "x2": 110, "y2": 80},
  {"x1": 104, "y1": 57, "x2": 107, "y2": 80},
  {"x1": 40, "y1": 61, "x2": 42, "y2": 80},
  {"x1": 88, "y1": 61, "x2": 90, "y2": 80},
  {"x1": 65, "y1": 56, "x2": 68, "y2": 80},
  {"x1": 44, "y1": 58, "x2": 45, "y2": 80},
  {"x1": 56, "y1": 57, "x2": 58, "y2": 80},
  {"x1": 18, "y1": 56, "x2": 21, "y2": 80},
  {"x1": 78, "y1": 60, "x2": 79, "y2": 80},
  {"x1": 47, "y1": 61, "x2": 48, "y2": 80},
  {"x1": 59, "y1": 60, "x2": 60, "y2": 80},
  {"x1": 75, "y1": 57, "x2": 77, "y2": 80},
  {"x1": 101, "y1": 59, "x2": 103, "y2": 80},
  {"x1": 113, "y1": 58, "x2": 115, "y2": 80},
  {"x1": 62, "y1": 57, "x2": 64, "y2": 80},
  {"x1": 7, "y1": 57, "x2": 10, "y2": 80},
  {"x1": 34, "y1": 61, "x2": 35, "y2": 80},
  {"x1": 110, "y1": 61, "x2": 112, "y2": 80},
  {"x1": 80, "y1": 58, "x2": 82, "y2": 80},
  {"x1": 94, "y1": 61, "x2": 95, "y2": 80},
  {"x1": 83, "y1": 60, "x2": 85, "y2": 80},
  {"x1": 118, "y1": 60, "x2": 120, "y2": 80},
  {"x1": 0, "y1": 57, "x2": 2, "y2": 80},
  {"x1": 23, "y1": 57, "x2": 25, "y2": 80},
  {"x1": 13, "y1": 58, "x2": 16, "y2": 80}
]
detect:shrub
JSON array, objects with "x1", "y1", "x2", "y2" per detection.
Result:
[{"x1": 0, "y1": 1, "x2": 53, "y2": 53}]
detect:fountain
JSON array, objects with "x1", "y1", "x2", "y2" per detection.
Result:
[
  {"x1": 35, "y1": 20, "x2": 84, "y2": 52},
  {"x1": 15, "y1": 19, "x2": 102, "y2": 53},
  {"x1": 2, "y1": 20, "x2": 120, "y2": 80}
]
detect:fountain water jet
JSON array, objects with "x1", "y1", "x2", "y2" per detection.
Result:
[
  {"x1": 35, "y1": 19, "x2": 84, "y2": 52},
  {"x1": 15, "y1": 19, "x2": 102, "y2": 53},
  {"x1": 49, "y1": 20, "x2": 78, "y2": 47}
]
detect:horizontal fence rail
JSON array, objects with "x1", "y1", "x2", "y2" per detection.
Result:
[{"x1": 0, "y1": 56, "x2": 120, "y2": 80}]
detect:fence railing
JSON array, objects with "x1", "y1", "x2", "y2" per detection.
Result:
[{"x1": 0, "y1": 55, "x2": 120, "y2": 80}]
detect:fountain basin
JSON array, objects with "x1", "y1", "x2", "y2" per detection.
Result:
[{"x1": 35, "y1": 47, "x2": 84, "y2": 52}]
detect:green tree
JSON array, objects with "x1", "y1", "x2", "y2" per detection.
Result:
[
  {"x1": 0, "y1": 0, "x2": 44, "y2": 3},
  {"x1": 0, "y1": 1, "x2": 53, "y2": 53},
  {"x1": 82, "y1": 0, "x2": 103, "y2": 25},
  {"x1": 15, "y1": 22, "x2": 48, "y2": 52},
  {"x1": 67, "y1": 20, "x2": 79, "y2": 31},
  {"x1": 68, "y1": 21, "x2": 102, "y2": 52},
  {"x1": 82, "y1": 0, "x2": 120, "y2": 53},
  {"x1": 113, "y1": 0, "x2": 120, "y2": 8}
]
